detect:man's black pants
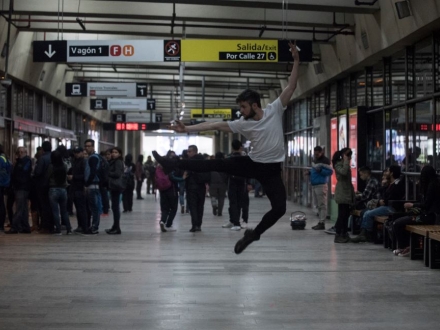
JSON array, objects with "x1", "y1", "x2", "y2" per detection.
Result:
[{"x1": 177, "y1": 156, "x2": 286, "y2": 238}]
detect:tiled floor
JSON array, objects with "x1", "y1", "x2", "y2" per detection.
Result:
[{"x1": 1, "y1": 193, "x2": 440, "y2": 329}]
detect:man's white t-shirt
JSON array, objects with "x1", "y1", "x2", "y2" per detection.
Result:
[{"x1": 228, "y1": 97, "x2": 286, "y2": 163}]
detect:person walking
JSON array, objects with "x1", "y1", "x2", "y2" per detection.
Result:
[
  {"x1": 332, "y1": 148, "x2": 355, "y2": 243},
  {"x1": 106, "y1": 147, "x2": 125, "y2": 234},
  {"x1": 153, "y1": 41, "x2": 299, "y2": 254}
]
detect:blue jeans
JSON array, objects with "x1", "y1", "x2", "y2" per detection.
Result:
[
  {"x1": 361, "y1": 206, "x2": 394, "y2": 231},
  {"x1": 12, "y1": 190, "x2": 30, "y2": 232},
  {"x1": 87, "y1": 188, "x2": 101, "y2": 231},
  {"x1": 49, "y1": 188, "x2": 71, "y2": 232},
  {"x1": 179, "y1": 182, "x2": 185, "y2": 206}
]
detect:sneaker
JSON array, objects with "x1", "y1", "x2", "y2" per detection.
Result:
[
  {"x1": 73, "y1": 228, "x2": 83, "y2": 235},
  {"x1": 195, "y1": 226, "x2": 201, "y2": 232},
  {"x1": 53, "y1": 231, "x2": 62, "y2": 236},
  {"x1": 222, "y1": 222, "x2": 234, "y2": 228},
  {"x1": 234, "y1": 229, "x2": 260, "y2": 254},
  {"x1": 334, "y1": 234, "x2": 350, "y2": 243},
  {"x1": 66, "y1": 230, "x2": 73, "y2": 235},
  {"x1": 90, "y1": 229, "x2": 99, "y2": 235},
  {"x1": 231, "y1": 226, "x2": 241, "y2": 231},
  {"x1": 240, "y1": 222, "x2": 248, "y2": 229},
  {"x1": 159, "y1": 221, "x2": 167, "y2": 233},
  {"x1": 312, "y1": 222, "x2": 325, "y2": 230},
  {"x1": 166, "y1": 226, "x2": 177, "y2": 232},
  {"x1": 350, "y1": 229, "x2": 369, "y2": 243},
  {"x1": 398, "y1": 247, "x2": 410, "y2": 257},
  {"x1": 324, "y1": 226, "x2": 336, "y2": 235}
]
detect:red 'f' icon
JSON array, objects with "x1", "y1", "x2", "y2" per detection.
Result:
[{"x1": 110, "y1": 45, "x2": 122, "y2": 56}]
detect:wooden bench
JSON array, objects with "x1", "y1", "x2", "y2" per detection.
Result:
[
  {"x1": 429, "y1": 231, "x2": 440, "y2": 269},
  {"x1": 405, "y1": 225, "x2": 440, "y2": 267}
]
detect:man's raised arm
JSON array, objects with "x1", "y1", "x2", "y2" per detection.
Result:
[
  {"x1": 167, "y1": 120, "x2": 233, "y2": 133},
  {"x1": 280, "y1": 41, "x2": 300, "y2": 107}
]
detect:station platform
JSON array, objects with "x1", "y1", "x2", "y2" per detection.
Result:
[{"x1": 1, "y1": 194, "x2": 439, "y2": 330}]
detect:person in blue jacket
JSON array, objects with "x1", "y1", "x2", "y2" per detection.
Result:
[{"x1": 306, "y1": 146, "x2": 333, "y2": 230}]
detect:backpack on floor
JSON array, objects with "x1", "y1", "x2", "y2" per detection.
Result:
[{"x1": 155, "y1": 166, "x2": 172, "y2": 191}]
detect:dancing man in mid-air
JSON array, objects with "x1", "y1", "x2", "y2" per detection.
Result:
[{"x1": 153, "y1": 41, "x2": 299, "y2": 254}]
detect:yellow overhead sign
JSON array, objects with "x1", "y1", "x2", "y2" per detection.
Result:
[
  {"x1": 181, "y1": 40, "x2": 278, "y2": 62},
  {"x1": 191, "y1": 109, "x2": 232, "y2": 119}
]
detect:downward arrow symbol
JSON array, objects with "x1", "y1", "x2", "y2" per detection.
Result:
[{"x1": 44, "y1": 45, "x2": 56, "y2": 58}]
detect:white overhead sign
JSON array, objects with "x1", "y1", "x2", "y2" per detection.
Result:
[
  {"x1": 125, "y1": 113, "x2": 156, "y2": 123},
  {"x1": 108, "y1": 98, "x2": 147, "y2": 111},
  {"x1": 67, "y1": 40, "x2": 164, "y2": 63},
  {"x1": 88, "y1": 83, "x2": 137, "y2": 97}
]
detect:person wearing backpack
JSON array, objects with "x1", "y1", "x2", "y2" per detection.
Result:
[
  {"x1": 106, "y1": 147, "x2": 125, "y2": 235},
  {"x1": 157, "y1": 162, "x2": 178, "y2": 232},
  {"x1": 122, "y1": 154, "x2": 135, "y2": 213},
  {"x1": 84, "y1": 139, "x2": 102, "y2": 235},
  {"x1": 0, "y1": 144, "x2": 11, "y2": 232}
]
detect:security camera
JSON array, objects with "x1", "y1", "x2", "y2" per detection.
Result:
[{"x1": 0, "y1": 78, "x2": 12, "y2": 87}]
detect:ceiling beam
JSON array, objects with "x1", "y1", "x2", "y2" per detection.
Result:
[
  {"x1": 87, "y1": 0, "x2": 379, "y2": 14},
  {"x1": 1, "y1": 10, "x2": 353, "y2": 30}
]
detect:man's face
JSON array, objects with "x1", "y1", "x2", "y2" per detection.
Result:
[
  {"x1": 84, "y1": 143, "x2": 94, "y2": 155},
  {"x1": 187, "y1": 147, "x2": 197, "y2": 158},
  {"x1": 238, "y1": 101, "x2": 257, "y2": 120},
  {"x1": 17, "y1": 148, "x2": 27, "y2": 159},
  {"x1": 74, "y1": 152, "x2": 84, "y2": 159},
  {"x1": 313, "y1": 150, "x2": 322, "y2": 160},
  {"x1": 359, "y1": 171, "x2": 369, "y2": 181}
]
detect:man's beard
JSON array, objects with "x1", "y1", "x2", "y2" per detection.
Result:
[{"x1": 244, "y1": 108, "x2": 257, "y2": 120}]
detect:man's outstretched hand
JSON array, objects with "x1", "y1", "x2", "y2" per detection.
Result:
[
  {"x1": 288, "y1": 40, "x2": 300, "y2": 63},
  {"x1": 167, "y1": 120, "x2": 186, "y2": 133}
]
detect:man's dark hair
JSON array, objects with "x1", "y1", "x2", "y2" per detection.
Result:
[
  {"x1": 236, "y1": 89, "x2": 261, "y2": 108},
  {"x1": 314, "y1": 146, "x2": 323, "y2": 152},
  {"x1": 359, "y1": 166, "x2": 371, "y2": 174},
  {"x1": 36, "y1": 146, "x2": 42, "y2": 152},
  {"x1": 84, "y1": 139, "x2": 95, "y2": 147},
  {"x1": 389, "y1": 165, "x2": 401, "y2": 179},
  {"x1": 188, "y1": 145, "x2": 198, "y2": 153},
  {"x1": 231, "y1": 139, "x2": 242, "y2": 151},
  {"x1": 42, "y1": 141, "x2": 52, "y2": 152}
]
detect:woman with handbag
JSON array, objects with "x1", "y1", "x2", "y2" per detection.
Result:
[
  {"x1": 333, "y1": 148, "x2": 355, "y2": 243},
  {"x1": 392, "y1": 165, "x2": 440, "y2": 256},
  {"x1": 106, "y1": 147, "x2": 125, "y2": 235}
]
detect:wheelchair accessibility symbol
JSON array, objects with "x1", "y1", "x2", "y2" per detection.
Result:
[{"x1": 268, "y1": 52, "x2": 277, "y2": 61}]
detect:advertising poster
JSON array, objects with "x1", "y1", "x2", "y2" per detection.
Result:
[
  {"x1": 330, "y1": 117, "x2": 338, "y2": 194},
  {"x1": 338, "y1": 115, "x2": 347, "y2": 150},
  {"x1": 349, "y1": 112, "x2": 358, "y2": 192}
]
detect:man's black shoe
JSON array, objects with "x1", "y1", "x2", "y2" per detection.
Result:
[
  {"x1": 234, "y1": 229, "x2": 260, "y2": 254},
  {"x1": 189, "y1": 227, "x2": 196, "y2": 232},
  {"x1": 152, "y1": 151, "x2": 178, "y2": 174},
  {"x1": 195, "y1": 226, "x2": 201, "y2": 232},
  {"x1": 5, "y1": 229, "x2": 19, "y2": 234}
]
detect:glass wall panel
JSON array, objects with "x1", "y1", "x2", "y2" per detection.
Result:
[
  {"x1": 415, "y1": 38, "x2": 433, "y2": 98},
  {"x1": 367, "y1": 111, "x2": 384, "y2": 170},
  {"x1": 357, "y1": 73, "x2": 366, "y2": 106},
  {"x1": 319, "y1": 91, "x2": 325, "y2": 116},
  {"x1": 53, "y1": 102, "x2": 59, "y2": 126},
  {"x1": 35, "y1": 93, "x2": 43, "y2": 122},
  {"x1": 0, "y1": 88, "x2": 6, "y2": 117},
  {"x1": 293, "y1": 103, "x2": 300, "y2": 131},
  {"x1": 388, "y1": 107, "x2": 406, "y2": 167},
  {"x1": 392, "y1": 50, "x2": 406, "y2": 103},
  {"x1": 373, "y1": 64, "x2": 384, "y2": 107},
  {"x1": 46, "y1": 99, "x2": 52, "y2": 124},
  {"x1": 299, "y1": 100, "x2": 307, "y2": 129},
  {"x1": 406, "y1": 101, "x2": 432, "y2": 172},
  {"x1": 330, "y1": 83, "x2": 337, "y2": 112}
]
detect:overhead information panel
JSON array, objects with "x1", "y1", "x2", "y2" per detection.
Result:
[
  {"x1": 88, "y1": 83, "x2": 137, "y2": 97},
  {"x1": 108, "y1": 98, "x2": 147, "y2": 111},
  {"x1": 182, "y1": 40, "x2": 278, "y2": 62},
  {"x1": 191, "y1": 109, "x2": 232, "y2": 120},
  {"x1": 67, "y1": 40, "x2": 164, "y2": 63}
]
